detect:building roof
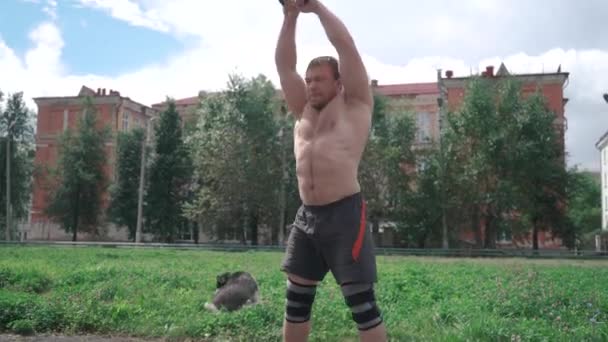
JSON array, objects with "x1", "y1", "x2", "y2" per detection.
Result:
[
  {"x1": 150, "y1": 96, "x2": 200, "y2": 108},
  {"x1": 162, "y1": 81, "x2": 440, "y2": 108},
  {"x1": 440, "y1": 63, "x2": 570, "y2": 83},
  {"x1": 161, "y1": 62, "x2": 570, "y2": 108},
  {"x1": 373, "y1": 82, "x2": 439, "y2": 96},
  {"x1": 33, "y1": 85, "x2": 154, "y2": 113}
]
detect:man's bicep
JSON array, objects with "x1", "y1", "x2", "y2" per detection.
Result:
[
  {"x1": 279, "y1": 71, "x2": 307, "y2": 116},
  {"x1": 336, "y1": 41, "x2": 372, "y2": 106}
]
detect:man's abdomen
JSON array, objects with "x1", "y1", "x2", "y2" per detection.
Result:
[{"x1": 295, "y1": 138, "x2": 361, "y2": 205}]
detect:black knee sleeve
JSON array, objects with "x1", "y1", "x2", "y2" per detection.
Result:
[
  {"x1": 341, "y1": 283, "x2": 383, "y2": 331},
  {"x1": 285, "y1": 278, "x2": 317, "y2": 323}
]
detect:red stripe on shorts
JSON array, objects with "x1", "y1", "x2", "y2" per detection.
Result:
[{"x1": 352, "y1": 199, "x2": 367, "y2": 261}]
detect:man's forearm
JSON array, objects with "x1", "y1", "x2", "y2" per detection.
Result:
[
  {"x1": 314, "y1": 3, "x2": 354, "y2": 50},
  {"x1": 275, "y1": 16, "x2": 299, "y2": 72}
]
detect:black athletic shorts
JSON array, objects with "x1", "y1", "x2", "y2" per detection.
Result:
[{"x1": 280, "y1": 192, "x2": 377, "y2": 284}]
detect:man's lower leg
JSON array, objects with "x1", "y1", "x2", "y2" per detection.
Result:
[
  {"x1": 283, "y1": 276, "x2": 318, "y2": 342},
  {"x1": 340, "y1": 282, "x2": 387, "y2": 342},
  {"x1": 358, "y1": 321, "x2": 387, "y2": 342}
]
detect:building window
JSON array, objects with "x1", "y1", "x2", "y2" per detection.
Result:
[
  {"x1": 416, "y1": 112, "x2": 432, "y2": 142},
  {"x1": 122, "y1": 112, "x2": 130, "y2": 130}
]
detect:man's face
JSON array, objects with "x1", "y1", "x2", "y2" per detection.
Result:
[{"x1": 305, "y1": 63, "x2": 341, "y2": 111}]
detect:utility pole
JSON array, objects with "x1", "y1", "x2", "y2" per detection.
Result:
[
  {"x1": 277, "y1": 105, "x2": 289, "y2": 246},
  {"x1": 5, "y1": 134, "x2": 10, "y2": 241},
  {"x1": 437, "y1": 69, "x2": 449, "y2": 249},
  {"x1": 135, "y1": 116, "x2": 155, "y2": 243}
]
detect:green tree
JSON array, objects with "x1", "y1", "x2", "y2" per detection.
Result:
[
  {"x1": 402, "y1": 128, "x2": 464, "y2": 249},
  {"x1": 227, "y1": 74, "x2": 282, "y2": 245},
  {"x1": 107, "y1": 128, "x2": 146, "y2": 241},
  {"x1": 441, "y1": 77, "x2": 569, "y2": 249},
  {"x1": 276, "y1": 107, "x2": 300, "y2": 245},
  {"x1": 359, "y1": 94, "x2": 417, "y2": 246},
  {"x1": 145, "y1": 100, "x2": 193, "y2": 243},
  {"x1": 45, "y1": 97, "x2": 110, "y2": 241},
  {"x1": 0, "y1": 91, "x2": 36, "y2": 239},
  {"x1": 184, "y1": 92, "x2": 244, "y2": 241},
  {"x1": 184, "y1": 74, "x2": 284, "y2": 245},
  {"x1": 564, "y1": 168, "x2": 602, "y2": 248},
  {"x1": 359, "y1": 95, "x2": 391, "y2": 241},
  {"x1": 510, "y1": 90, "x2": 569, "y2": 250}
]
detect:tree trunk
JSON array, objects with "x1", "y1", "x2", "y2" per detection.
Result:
[
  {"x1": 72, "y1": 187, "x2": 80, "y2": 242},
  {"x1": 371, "y1": 218, "x2": 380, "y2": 247},
  {"x1": 441, "y1": 205, "x2": 449, "y2": 249},
  {"x1": 484, "y1": 212, "x2": 496, "y2": 249},
  {"x1": 249, "y1": 211, "x2": 258, "y2": 246},
  {"x1": 193, "y1": 221, "x2": 199, "y2": 244},
  {"x1": 532, "y1": 220, "x2": 539, "y2": 251},
  {"x1": 241, "y1": 203, "x2": 248, "y2": 245},
  {"x1": 417, "y1": 232, "x2": 427, "y2": 249},
  {"x1": 472, "y1": 206, "x2": 482, "y2": 248}
]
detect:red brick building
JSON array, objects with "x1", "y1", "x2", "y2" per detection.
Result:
[
  {"x1": 440, "y1": 63, "x2": 568, "y2": 163},
  {"x1": 26, "y1": 63, "x2": 569, "y2": 247},
  {"x1": 437, "y1": 63, "x2": 569, "y2": 248},
  {"x1": 28, "y1": 86, "x2": 156, "y2": 240},
  {"x1": 151, "y1": 92, "x2": 207, "y2": 127},
  {"x1": 365, "y1": 63, "x2": 569, "y2": 248},
  {"x1": 159, "y1": 63, "x2": 569, "y2": 248}
]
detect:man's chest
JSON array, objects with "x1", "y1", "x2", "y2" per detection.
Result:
[{"x1": 295, "y1": 110, "x2": 344, "y2": 141}]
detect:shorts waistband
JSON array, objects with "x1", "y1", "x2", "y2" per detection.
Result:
[{"x1": 303, "y1": 192, "x2": 362, "y2": 212}]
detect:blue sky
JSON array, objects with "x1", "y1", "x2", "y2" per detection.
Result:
[
  {"x1": 0, "y1": 0, "x2": 607, "y2": 171},
  {"x1": 0, "y1": 0, "x2": 186, "y2": 76}
]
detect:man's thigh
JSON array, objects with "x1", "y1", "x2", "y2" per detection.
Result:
[
  {"x1": 281, "y1": 209, "x2": 328, "y2": 282},
  {"x1": 322, "y1": 200, "x2": 377, "y2": 285}
]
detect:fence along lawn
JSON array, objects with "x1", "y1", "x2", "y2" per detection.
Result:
[{"x1": 0, "y1": 246, "x2": 607, "y2": 341}]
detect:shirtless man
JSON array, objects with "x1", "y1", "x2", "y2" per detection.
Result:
[{"x1": 275, "y1": 1, "x2": 387, "y2": 341}]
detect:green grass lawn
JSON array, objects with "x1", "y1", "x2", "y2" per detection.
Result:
[{"x1": 0, "y1": 246, "x2": 607, "y2": 341}]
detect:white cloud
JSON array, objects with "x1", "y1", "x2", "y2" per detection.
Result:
[
  {"x1": 20, "y1": 0, "x2": 58, "y2": 20},
  {"x1": 2, "y1": 1, "x2": 608, "y2": 172},
  {"x1": 25, "y1": 22, "x2": 64, "y2": 76},
  {"x1": 78, "y1": 0, "x2": 170, "y2": 32},
  {"x1": 43, "y1": 0, "x2": 58, "y2": 20}
]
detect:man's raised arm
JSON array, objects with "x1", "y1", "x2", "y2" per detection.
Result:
[
  {"x1": 305, "y1": 1, "x2": 372, "y2": 107},
  {"x1": 275, "y1": 4, "x2": 307, "y2": 118}
]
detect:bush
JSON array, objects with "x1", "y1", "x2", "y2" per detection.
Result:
[
  {"x1": 8, "y1": 319, "x2": 35, "y2": 336},
  {"x1": 0, "y1": 267, "x2": 52, "y2": 294}
]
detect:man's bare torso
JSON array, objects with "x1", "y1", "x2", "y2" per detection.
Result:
[{"x1": 294, "y1": 93, "x2": 371, "y2": 205}]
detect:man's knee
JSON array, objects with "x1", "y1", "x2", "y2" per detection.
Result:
[
  {"x1": 284, "y1": 275, "x2": 318, "y2": 324},
  {"x1": 340, "y1": 282, "x2": 383, "y2": 331}
]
